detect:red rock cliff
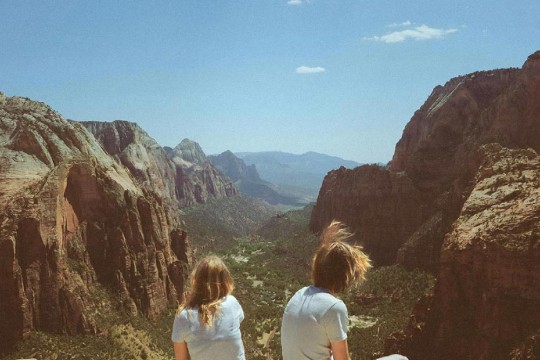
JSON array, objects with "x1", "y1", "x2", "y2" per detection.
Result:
[
  {"x1": 394, "y1": 144, "x2": 540, "y2": 359},
  {"x1": 310, "y1": 165, "x2": 428, "y2": 265},
  {"x1": 0, "y1": 94, "x2": 190, "y2": 352},
  {"x1": 311, "y1": 51, "x2": 540, "y2": 269}
]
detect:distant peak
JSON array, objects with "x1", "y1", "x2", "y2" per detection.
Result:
[
  {"x1": 220, "y1": 150, "x2": 236, "y2": 157},
  {"x1": 173, "y1": 138, "x2": 207, "y2": 164}
]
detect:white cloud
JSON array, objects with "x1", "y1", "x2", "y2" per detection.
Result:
[
  {"x1": 387, "y1": 20, "x2": 412, "y2": 28},
  {"x1": 296, "y1": 66, "x2": 326, "y2": 74},
  {"x1": 287, "y1": 0, "x2": 303, "y2": 5},
  {"x1": 364, "y1": 24, "x2": 458, "y2": 43}
]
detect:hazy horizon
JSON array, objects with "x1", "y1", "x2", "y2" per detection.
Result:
[{"x1": 1, "y1": 1, "x2": 538, "y2": 163}]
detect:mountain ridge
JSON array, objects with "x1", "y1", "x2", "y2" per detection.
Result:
[
  {"x1": 81, "y1": 121, "x2": 237, "y2": 208},
  {"x1": 208, "y1": 151, "x2": 306, "y2": 206},
  {"x1": 236, "y1": 150, "x2": 361, "y2": 201}
]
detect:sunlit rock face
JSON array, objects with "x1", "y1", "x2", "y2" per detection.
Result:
[
  {"x1": 311, "y1": 51, "x2": 540, "y2": 270},
  {"x1": 82, "y1": 122, "x2": 237, "y2": 208},
  {"x1": 0, "y1": 94, "x2": 190, "y2": 352},
  {"x1": 396, "y1": 145, "x2": 540, "y2": 360}
]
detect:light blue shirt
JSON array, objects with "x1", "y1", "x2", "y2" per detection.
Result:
[
  {"x1": 172, "y1": 295, "x2": 245, "y2": 360},
  {"x1": 281, "y1": 286, "x2": 349, "y2": 360}
]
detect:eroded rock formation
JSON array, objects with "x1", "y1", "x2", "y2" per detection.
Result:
[
  {"x1": 311, "y1": 51, "x2": 540, "y2": 269},
  {"x1": 310, "y1": 165, "x2": 427, "y2": 265},
  {"x1": 0, "y1": 94, "x2": 190, "y2": 352},
  {"x1": 393, "y1": 145, "x2": 540, "y2": 359},
  {"x1": 81, "y1": 122, "x2": 237, "y2": 208}
]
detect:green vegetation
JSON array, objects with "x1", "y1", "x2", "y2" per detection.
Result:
[
  {"x1": 344, "y1": 267, "x2": 435, "y2": 359},
  {"x1": 4, "y1": 199, "x2": 435, "y2": 360},
  {"x1": 3, "y1": 314, "x2": 177, "y2": 360},
  {"x1": 182, "y1": 194, "x2": 277, "y2": 252},
  {"x1": 3, "y1": 281, "x2": 177, "y2": 360},
  {"x1": 218, "y1": 217, "x2": 434, "y2": 359}
]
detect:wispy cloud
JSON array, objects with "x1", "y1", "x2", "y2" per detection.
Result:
[
  {"x1": 364, "y1": 24, "x2": 458, "y2": 43},
  {"x1": 386, "y1": 20, "x2": 412, "y2": 28},
  {"x1": 287, "y1": 0, "x2": 303, "y2": 5},
  {"x1": 296, "y1": 66, "x2": 326, "y2": 74}
]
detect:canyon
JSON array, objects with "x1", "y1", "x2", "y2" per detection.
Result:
[
  {"x1": 311, "y1": 51, "x2": 540, "y2": 270},
  {"x1": 311, "y1": 51, "x2": 540, "y2": 358},
  {"x1": 1, "y1": 51, "x2": 539, "y2": 359}
]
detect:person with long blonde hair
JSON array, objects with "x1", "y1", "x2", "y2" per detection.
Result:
[
  {"x1": 281, "y1": 220, "x2": 372, "y2": 360},
  {"x1": 172, "y1": 256, "x2": 245, "y2": 360}
]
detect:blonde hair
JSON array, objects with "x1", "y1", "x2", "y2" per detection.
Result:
[
  {"x1": 312, "y1": 221, "x2": 372, "y2": 293},
  {"x1": 179, "y1": 256, "x2": 234, "y2": 326}
]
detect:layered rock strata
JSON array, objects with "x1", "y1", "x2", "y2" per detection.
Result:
[
  {"x1": 81, "y1": 122, "x2": 237, "y2": 208},
  {"x1": 395, "y1": 145, "x2": 540, "y2": 359},
  {"x1": 0, "y1": 94, "x2": 190, "y2": 352}
]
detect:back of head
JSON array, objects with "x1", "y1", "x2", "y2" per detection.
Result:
[
  {"x1": 312, "y1": 221, "x2": 372, "y2": 293},
  {"x1": 183, "y1": 256, "x2": 234, "y2": 325}
]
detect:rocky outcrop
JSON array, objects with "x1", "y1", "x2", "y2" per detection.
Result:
[
  {"x1": 311, "y1": 51, "x2": 540, "y2": 270},
  {"x1": 0, "y1": 94, "x2": 190, "y2": 352},
  {"x1": 209, "y1": 151, "x2": 304, "y2": 206},
  {"x1": 394, "y1": 144, "x2": 540, "y2": 359},
  {"x1": 81, "y1": 122, "x2": 237, "y2": 208},
  {"x1": 310, "y1": 165, "x2": 427, "y2": 265}
]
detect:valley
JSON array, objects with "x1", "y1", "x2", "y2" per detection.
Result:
[
  {"x1": 3, "y1": 202, "x2": 434, "y2": 360},
  {"x1": 2, "y1": 50, "x2": 540, "y2": 360}
]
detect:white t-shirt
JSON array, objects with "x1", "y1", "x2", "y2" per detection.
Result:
[
  {"x1": 281, "y1": 286, "x2": 349, "y2": 360},
  {"x1": 171, "y1": 295, "x2": 245, "y2": 360}
]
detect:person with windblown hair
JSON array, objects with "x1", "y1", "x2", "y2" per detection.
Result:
[
  {"x1": 172, "y1": 256, "x2": 245, "y2": 360},
  {"x1": 280, "y1": 220, "x2": 372, "y2": 360}
]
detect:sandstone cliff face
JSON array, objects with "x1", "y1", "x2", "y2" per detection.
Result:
[
  {"x1": 395, "y1": 145, "x2": 540, "y2": 359},
  {"x1": 310, "y1": 165, "x2": 427, "y2": 265},
  {"x1": 311, "y1": 51, "x2": 540, "y2": 269},
  {"x1": 81, "y1": 122, "x2": 237, "y2": 208},
  {"x1": 0, "y1": 94, "x2": 190, "y2": 352},
  {"x1": 169, "y1": 140, "x2": 238, "y2": 207},
  {"x1": 81, "y1": 121, "x2": 179, "y2": 204}
]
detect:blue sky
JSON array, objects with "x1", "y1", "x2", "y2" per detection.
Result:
[{"x1": 1, "y1": 1, "x2": 539, "y2": 163}]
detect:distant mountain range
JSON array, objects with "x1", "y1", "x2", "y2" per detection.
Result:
[
  {"x1": 208, "y1": 151, "x2": 307, "y2": 206},
  {"x1": 207, "y1": 150, "x2": 360, "y2": 206},
  {"x1": 235, "y1": 151, "x2": 361, "y2": 201}
]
